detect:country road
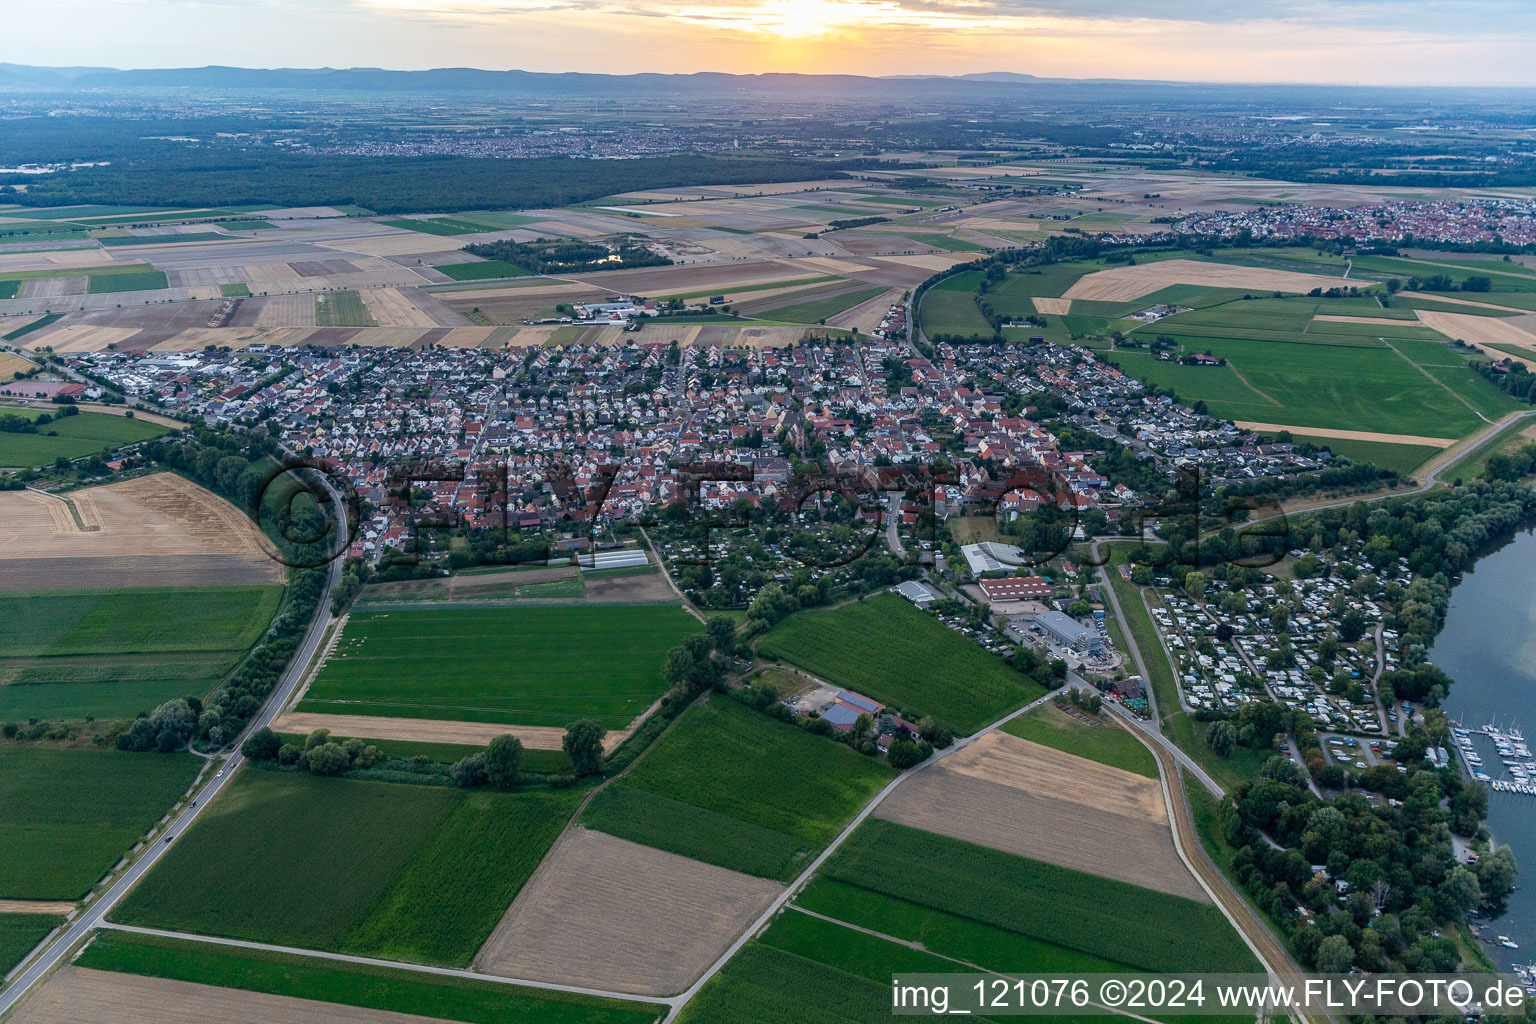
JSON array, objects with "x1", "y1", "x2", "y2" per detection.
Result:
[{"x1": 0, "y1": 479, "x2": 347, "y2": 1017}]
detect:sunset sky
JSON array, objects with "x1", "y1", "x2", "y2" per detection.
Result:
[{"x1": 9, "y1": 0, "x2": 1536, "y2": 85}]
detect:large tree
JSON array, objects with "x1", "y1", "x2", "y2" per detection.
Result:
[
  {"x1": 484, "y1": 734, "x2": 524, "y2": 788},
  {"x1": 563, "y1": 719, "x2": 607, "y2": 777}
]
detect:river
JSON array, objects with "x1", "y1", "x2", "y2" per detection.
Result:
[{"x1": 1428, "y1": 527, "x2": 1536, "y2": 972}]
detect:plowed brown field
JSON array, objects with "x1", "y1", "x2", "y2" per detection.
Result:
[
  {"x1": 476, "y1": 827, "x2": 782, "y2": 996},
  {"x1": 874, "y1": 732, "x2": 1207, "y2": 901}
]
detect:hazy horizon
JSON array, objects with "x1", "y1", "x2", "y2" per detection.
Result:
[{"x1": 7, "y1": 0, "x2": 1536, "y2": 88}]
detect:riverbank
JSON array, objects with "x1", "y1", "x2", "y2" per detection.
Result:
[{"x1": 1429, "y1": 527, "x2": 1536, "y2": 971}]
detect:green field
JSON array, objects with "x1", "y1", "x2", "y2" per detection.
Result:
[
  {"x1": 2, "y1": 205, "x2": 176, "y2": 220},
  {"x1": 0, "y1": 585, "x2": 282, "y2": 721},
  {"x1": 681, "y1": 910, "x2": 1179, "y2": 1024},
  {"x1": 581, "y1": 698, "x2": 893, "y2": 880},
  {"x1": 455, "y1": 211, "x2": 544, "y2": 229},
  {"x1": 0, "y1": 264, "x2": 162, "y2": 286},
  {"x1": 0, "y1": 746, "x2": 201, "y2": 899},
  {"x1": 676, "y1": 940, "x2": 909, "y2": 1024},
  {"x1": 299, "y1": 603, "x2": 700, "y2": 729},
  {"x1": 904, "y1": 233, "x2": 985, "y2": 252},
  {"x1": 76, "y1": 930, "x2": 660, "y2": 1024},
  {"x1": 758, "y1": 594, "x2": 1043, "y2": 733},
  {"x1": 435, "y1": 260, "x2": 534, "y2": 281},
  {"x1": 798, "y1": 877, "x2": 1132, "y2": 973},
  {"x1": 919, "y1": 271, "x2": 991, "y2": 336},
  {"x1": 1110, "y1": 334, "x2": 1501, "y2": 439},
  {"x1": 113, "y1": 769, "x2": 578, "y2": 964},
  {"x1": 219, "y1": 282, "x2": 251, "y2": 297},
  {"x1": 84, "y1": 269, "x2": 171, "y2": 292},
  {"x1": 380, "y1": 217, "x2": 504, "y2": 236},
  {"x1": 825, "y1": 819, "x2": 1258, "y2": 973},
  {"x1": 1002, "y1": 702, "x2": 1158, "y2": 778},
  {"x1": 0, "y1": 409, "x2": 169, "y2": 468},
  {"x1": 216, "y1": 220, "x2": 276, "y2": 231},
  {"x1": 0, "y1": 281, "x2": 17, "y2": 299},
  {"x1": 755, "y1": 285, "x2": 886, "y2": 324},
  {"x1": 314, "y1": 290, "x2": 376, "y2": 327},
  {"x1": 0, "y1": 913, "x2": 60, "y2": 977}
]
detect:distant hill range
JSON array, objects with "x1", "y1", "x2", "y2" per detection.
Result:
[{"x1": 0, "y1": 63, "x2": 1519, "y2": 107}]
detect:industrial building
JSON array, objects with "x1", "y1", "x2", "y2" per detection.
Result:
[
  {"x1": 960, "y1": 541, "x2": 1030, "y2": 576},
  {"x1": 979, "y1": 576, "x2": 1053, "y2": 602},
  {"x1": 1034, "y1": 610, "x2": 1105, "y2": 654}
]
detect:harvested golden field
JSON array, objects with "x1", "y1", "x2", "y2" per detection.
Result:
[
  {"x1": 477, "y1": 827, "x2": 782, "y2": 996},
  {"x1": 1031, "y1": 297, "x2": 1072, "y2": 314},
  {"x1": 8, "y1": 967, "x2": 457, "y2": 1024},
  {"x1": 873, "y1": 253, "x2": 971, "y2": 272},
  {"x1": 563, "y1": 260, "x2": 821, "y2": 295},
  {"x1": 269, "y1": 711, "x2": 570, "y2": 750},
  {"x1": 1415, "y1": 309, "x2": 1536, "y2": 350},
  {"x1": 1233, "y1": 422, "x2": 1456, "y2": 447},
  {"x1": 1062, "y1": 258, "x2": 1361, "y2": 303},
  {"x1": 0, "y1": 351, "x2": 37, "y2": 381},
  {"x1": 874, "y1": 732, "x2": 1207, "y2": 902},
  {"x1": 0, "y1": 473, "x2": 280, "y2": 590},
  {"x1": 359, "y1": 288, "x2": 440, "y2": 327},
  {"x1": 0, "y1": 899, "x2": 72, "y2": 914},
  {"x1": 23, "y1": 326, "x2": 139, "y2": 354},
  {"x1": 730, "y1": 325, "x2": 816, "y2": 348},
  {"x1": 0, "y1": 249, "x2": 119, "y2": 271}
]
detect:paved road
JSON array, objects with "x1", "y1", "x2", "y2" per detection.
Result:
[
  {"x1": 0, "y1": 492, "x2": 346, "y2": 1015},
  {"x1": 1131, "y1": 723, "x2": 1325, "y2": 1024}
]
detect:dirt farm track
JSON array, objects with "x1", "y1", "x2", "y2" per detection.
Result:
[{"x1": 0, "y1": 473, "x2": 281, "y2": 590}]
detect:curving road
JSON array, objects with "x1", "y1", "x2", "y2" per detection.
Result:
[{"x1": 0, "y1": 490, "x2": 346, "y2": 1015}]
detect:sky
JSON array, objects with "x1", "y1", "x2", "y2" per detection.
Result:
[{"x1": 9, "y1": 0, "x2": 1536, "y2": 85}]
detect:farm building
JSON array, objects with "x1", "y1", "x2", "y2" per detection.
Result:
[
  {"x1": 579, "y1": 547, "x2": 650, "y2": 570},
  {"x1": 979, "y1": 576, "x2": 1053, "y2": 602},
  {"x1": 1034, "y1": 610, "x2": 1104, "y2": 654},
  {"x1": 892, "y1": 580, "x2": 938, "y2": 607},
  {"x1": 820, "y1": 689, "x2": 884, "y2": 732}
]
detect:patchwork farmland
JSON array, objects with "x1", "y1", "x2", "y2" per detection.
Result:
[
  {"x1": 112, "y1": 769, "x2": 580, "y2": 966},
  {"x1": 581, "y1": 697, "x2": 894, "y2": 880},
  {"x1": 26, "y1": 931, "x2": 661, "y2": 1024},
  {"x1": 918, "y1": 247, "x2": 1534, "y2": 471},
  {"x1": 873, "y1": 731, "x2": 1206, "y2": 900}
]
